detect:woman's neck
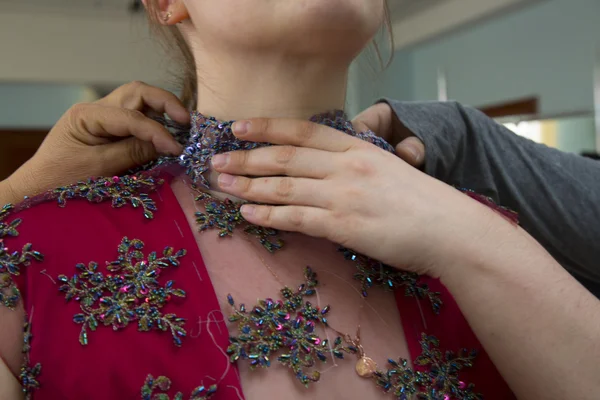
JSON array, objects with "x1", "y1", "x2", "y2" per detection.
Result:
[{"x1": 194, "y1": 51, "x2": 350, "y2": 121}]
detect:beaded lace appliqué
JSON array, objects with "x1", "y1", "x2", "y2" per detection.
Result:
[
  {"x1": 141, "y1": 375, "x2": 217, "y2": 400},
  {"x1": 195, "y1": 192, "x2": 283, "y2": 253},
  {"x1": 227, "y1": 268, "x2": 482, "y2": 399},
  {"x1": 227, "y1": 267, "x2": 356, "y2": 386},
  {"x1": 58, "y1": 237, "x2": 188, "y2": 346},
  {"x1": 375, "y1": 335, "x2": 481, "y2": 400},
  {"x1": 340, "y1": 248, "x2": 442, "y2": 313},
  {"x1": 0, "y1": 204, "x2": 44, "y2": 309},
  {"x1": 0, "y1": 171, "x2": 164, "y2": 311},
  {"x1": 54, "y1": 174, "x2": 163, "y2": 219},
  {"x1": 20, "y1": 320, "x2": 42, "y2": 399},
  {"x1": 178, "y1": 111, "x2": 395, "y2": 190}
]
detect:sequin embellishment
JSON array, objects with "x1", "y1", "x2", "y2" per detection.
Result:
[
  {"x1": 178, "y1": 111, "x2": 394, "y2": 189},
  {"x1": 227, "y1": 267, "x2": 356, "y2": 386},
  {"x1": 0, "y1": 204, "x2": 44, "y2": 309},
  {"x1": 58, "y1": 237, "x2": 188, "y2": 346},
  {"x1": 141, "y1": 375, "x2": 217, "y2": 400},
  {"x1": 54, "y1": 173, "x2": 163, "y2": 219},
  {"x1": 20, "y1": 320, "x2": 42, "y2": 399}
]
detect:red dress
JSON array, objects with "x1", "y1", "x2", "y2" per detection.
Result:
[{"x1": 0, "y1": 114, "x2": 516, "y2": 399}]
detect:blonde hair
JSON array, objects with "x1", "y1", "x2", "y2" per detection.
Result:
[{"x1": 146, "y1": 1, "x2": 394, "y2": 110}]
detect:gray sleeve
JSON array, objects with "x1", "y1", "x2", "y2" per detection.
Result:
[{"x1": 383, "y1": 99, "x2": 600, "y2": 290}]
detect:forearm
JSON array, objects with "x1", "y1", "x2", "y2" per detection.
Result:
[{"x1": 441, "y1": 210, "x2": 600, "y2": 399}]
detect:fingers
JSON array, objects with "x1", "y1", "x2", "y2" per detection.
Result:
[
  {"x1": 395, "y1": 136, "x2": 425, "y2": 167},
  {"x1": 100, "y1": 138, "x2": 158, "y2": 175},
  {"x1": 66, "y1": 103, "x2": 182, "y2": 155},
  {"x1": 216, "y1": 174, "x2": 330, "y2": 207},
  {"x1": 211, "y1": 146, "x2": 335, "y2": 178},
  {"x1": 97, "y1": 81, "x2": 190, "y2": 125},
  {"x1": 231, "y1": 118, "x2": 362, "y2": 153},
  {"x1": 240, "y1": 204, "x2": 331, "y2": 238},
  {"x1": 352, "y1": 103, "x2": 393, "y2": 141}
]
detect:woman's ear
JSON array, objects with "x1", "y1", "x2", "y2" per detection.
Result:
[
  {"x1": 143, "y1": 0, "x2": 190, "y2": 25},
  {"x1": 163, "y1": 0, "x2": 190, "y2": 25}
]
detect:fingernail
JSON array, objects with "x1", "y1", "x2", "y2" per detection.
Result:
[
  {"x1": 240, "y1": 205, "x2": 255, "y2": 217},
  {"x1": 218, "y1": 173, "x2": 235, "y2": 187},
  {"x1": 232, "y1": 121, "x2": 250, "y2": 136},
  {"x1": 402, "y1": 144, "x2": 420, "y2": 163},
  {"x1": 211, "y1": 154, "x2": 229, "y2": 168}
]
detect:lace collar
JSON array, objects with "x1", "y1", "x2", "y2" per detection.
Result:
[{"x1": 172, "y1": 111, "x2": 395, "y2": 188}]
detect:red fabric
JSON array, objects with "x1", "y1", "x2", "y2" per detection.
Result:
[
  {"x1": 10, "y1": 175, "x2": 243, "y2": 399},
  {"x1": 6, "y1": 172, "x2": 515, "y2": 399},
  {"x1": 396, "y1": 278, "x2": 516, "y2": 399}
]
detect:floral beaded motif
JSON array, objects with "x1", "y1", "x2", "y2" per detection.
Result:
[
  {"x1": 228, "y1": 269, "x2": 482, "y2": 399},
  {"x1": 226, "y1": 267, "x2": 357, "y2": 386},
  {"x1": 53, "y1": 173, "x2": 163, "y2": 219},
  {"x1": 20, "y1": 320, "x2": 42, "y2": 399},
  {"x1": 0, "y1": 204, "x2": 44, "y2": 309},
  {"x1": 195, "y1": 192, "x2": 284, "y2": 253},
  {"x1": 0, "y1": 172, "x2": 164, "y2": 311},
  {"x1": 58, "y1": 237, "x2": 188, "y2": 346},
  {"x1": 340, "y1": 248, "x2": 443, "y2": 312},
  {"x1": 374, "y1": 334, "x2": 481, "y2": 400},
  {"x1": 141, "y1": 375, "x2": 217, "y2": 400}
]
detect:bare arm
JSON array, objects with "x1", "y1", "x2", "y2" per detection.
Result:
[
  {"x1": 440, "y1": 206, "x2": 600, "y2": 400},
  {"x1": 0, "y1": 357, "x2": 23, "y2": 399}
]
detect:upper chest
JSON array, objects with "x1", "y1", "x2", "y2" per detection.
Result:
[{"x1": 170, "y1": 178, "x2": 413, "y2": 400}]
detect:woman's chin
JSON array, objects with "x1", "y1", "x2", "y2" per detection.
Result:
[
  {"x1": 293, "y1": 0, "x2": 384, "y2": 29},
  {"x1": 186, "y1": 0, "x2": 383, "y2": 56}
]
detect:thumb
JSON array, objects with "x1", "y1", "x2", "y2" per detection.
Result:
[
  {"x1": 352, "y1": 103, "x2": 393, "y2": 141},
  {"x1": 100, "y1": 137, "x2": 159, "y2": 175},
  {"x1": 395, "y1": 136, "x2": 425, "y2": 168}
]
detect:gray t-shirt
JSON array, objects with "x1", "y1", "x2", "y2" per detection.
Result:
[{"x1": 384, "y1": 100, "x2": 600, "y2": 296}]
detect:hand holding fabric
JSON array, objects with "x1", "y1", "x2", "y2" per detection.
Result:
[
  {"x1": 210, "y1": 118, "x2": 501, "y2": 278},
  {"x1": 2, "y1": 82, "x2": 186, "y2": 202}
]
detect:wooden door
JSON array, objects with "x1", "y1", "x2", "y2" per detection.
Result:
[{"x1": 0, "y1": 130, "x2": 48, "y2": 180}]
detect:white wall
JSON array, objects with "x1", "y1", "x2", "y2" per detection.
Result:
[
  {"x1": 0, "y1": 83, "x2": 97, "y2": 129},
  {"x1": 391, "y1": 0, "x2": 540, "y2": 50},
  {"x1": 0, "y1": 10, "x2": 169, "y2": 87},
  {"x1": 405, "y1": 0, "x2": 600, "y2": 115}
]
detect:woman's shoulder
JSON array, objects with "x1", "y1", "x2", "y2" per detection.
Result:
[
  {"x1": 3, "y1": 172, "x2": 166, "y2": 222},
  {"x1": 0, "y1": 172, "x2": 170, "y2": 294}
]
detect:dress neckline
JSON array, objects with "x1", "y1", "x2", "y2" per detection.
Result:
[{"x1": 169, "y1": 111, "x2": 395, "y2": 188}]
